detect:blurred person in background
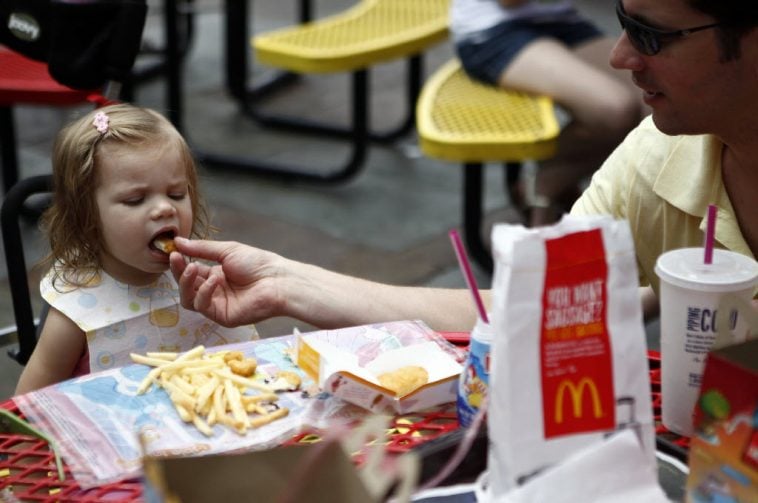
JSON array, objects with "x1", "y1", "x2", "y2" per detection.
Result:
[{"x1": 451, "y1": 0, "x2": 648, "y2": 226}]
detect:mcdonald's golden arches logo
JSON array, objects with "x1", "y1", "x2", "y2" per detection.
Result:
[{"x1": 554, "y1": 377, "x2": 604, "y2": 424}]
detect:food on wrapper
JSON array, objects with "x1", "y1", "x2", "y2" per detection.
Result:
[
  {"x1": 224, "y1": 351, "x2": 258, "y2": 377},
  {"x1": 378, "y1": 365, "x2": 429, "y2": 396},
  {"x1": 152, "y1": 236, "x2": 176, "y2": 254},
  {"x1": 130, "y1": 346, "x2": 288, "y2": 436},
  {"x1": 268, "y1": 370, "x2": 302, "y2": 392}
]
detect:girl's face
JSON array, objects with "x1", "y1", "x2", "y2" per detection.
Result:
[{"x1": 95, "y1": 142, "x2": 193, "y2": 285}]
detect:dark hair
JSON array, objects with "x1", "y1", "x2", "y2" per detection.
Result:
[{"x1": 689, "y1": 1, "x2": 758, "y2": 60}]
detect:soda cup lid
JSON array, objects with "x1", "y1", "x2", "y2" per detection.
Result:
[
  {"x1": 654, "y1": 248, "x2": 758, "y2": 292},
  {"x1": 471, "y1": 316, "x2": 494, "y2": 343}
]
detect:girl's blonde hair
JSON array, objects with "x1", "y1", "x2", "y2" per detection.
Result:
[{"x1": 42, "y1": 103, "x2": 211, "y2": 288}]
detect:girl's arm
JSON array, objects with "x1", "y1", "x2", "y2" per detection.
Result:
[{"x1": 15, "y1": 307, "x2": 86, "y2": 395}]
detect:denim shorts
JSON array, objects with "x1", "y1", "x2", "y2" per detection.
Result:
[{"x1": 455, "y1": 14, "x2": 603, "y2": 85}]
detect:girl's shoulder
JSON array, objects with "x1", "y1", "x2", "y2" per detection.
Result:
[{"x1": 40, "y1": 265, "x2": 110, "y2": 296}]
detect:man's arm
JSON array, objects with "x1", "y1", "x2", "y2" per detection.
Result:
[{"x1": 170, "y1": 238, "x2": 486, "y2": 332}]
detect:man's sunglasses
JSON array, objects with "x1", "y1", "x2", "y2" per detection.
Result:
[{"x1": 615, "y1": 0, "x2": 721, "y2": 56}]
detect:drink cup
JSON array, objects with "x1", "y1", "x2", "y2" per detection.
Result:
[
  {"x1": 456, "y1": 316, "x2": 493, "y2": 428},
  {"x1": 655, "y1": 248, "x2": 758, "y2": 436}
]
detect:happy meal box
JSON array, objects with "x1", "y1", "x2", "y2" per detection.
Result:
[
  {"x1": 686, "y1": 338, "x2": 758, "y2": 503},
  {"x1": 295, "y1": 320, "x2": 464, "y2": 414}
]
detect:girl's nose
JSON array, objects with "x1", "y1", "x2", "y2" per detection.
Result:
[{"x1": 152, "y1": 198, "x2": 177, "y2": 219}]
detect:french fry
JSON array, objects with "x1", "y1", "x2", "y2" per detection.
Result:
[
  {"x1": 192, "y1": 413, "x2": 214, "y2": 437},
  {"x1": 194, "y1": 375, "x2": 219, "y2": 412},
  {"x1": 241, "y1": 393, "x2": 278, "y2": 406},
  {"x1": 164, "y1": 381, "x2": 195, "y2": 411},
  {"x1": 212, "y1": 384, "x2": 226, "y2": 421},
  {"x1": 224, "y1": 379, "x2": 248, "y2": 432},
  {"x1": 174, "y1": 403, "x2": 192, "y2": 423},
  {"x1": 250, "y1": 407, "x2": 289, "y2": 428},
  {"x1": 170, "y1": 375, "x2": 195, "y2": 396},
  {"x1": 130, "y1": 345, "x2": 290, "y2": 436},
  {"x1": 212, "y1": 368, "x2": 274, "y2": 393},
  {"x1": 130, "y1": 353, "x2": 175, "y2": 367},
  {"x1": 207, "y1": 406, "x2": 217, "y2": 426},
  {"x1": 146, "y1": 351, "x2": 179, "y2": 360}
]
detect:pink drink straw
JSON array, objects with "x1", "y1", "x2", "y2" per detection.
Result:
[
  {"x1": 449, "y1": 229, "x2": 489, "y2": 324},
  {"x1": 703, "y1": 204, "x2": 717, "y2": 265}
]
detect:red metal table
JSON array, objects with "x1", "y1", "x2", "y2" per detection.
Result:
[{"x1": 0, "y1": 335, "x2": 687, "y2": 502}]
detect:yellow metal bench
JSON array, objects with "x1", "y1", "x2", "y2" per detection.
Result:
[
  {"x1": 205, "y1": 0, "x2": 449, "y2": 183},
  {"x1": 255, "y1": 0, "x2": 449, "y2": 73},
  {"x1": 417, "y1": 59, "x2": 560, "y2": 272}
]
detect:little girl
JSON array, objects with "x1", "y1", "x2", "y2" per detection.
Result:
[{"x1": 15, "y1": 104, "x2": 258, "y2": 394}]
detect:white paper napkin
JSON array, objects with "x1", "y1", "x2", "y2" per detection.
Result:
[{"x1": 490, "y1": 430, "x2": 670, "y2": 503}]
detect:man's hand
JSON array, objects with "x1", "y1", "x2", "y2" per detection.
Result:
[{"x1": 169, "y1": 238, "x2": 284, "y2": 327}]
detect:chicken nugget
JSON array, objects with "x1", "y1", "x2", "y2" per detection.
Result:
[{"x1": 378, "y1": 366, "x2": 429, "y2": 396}]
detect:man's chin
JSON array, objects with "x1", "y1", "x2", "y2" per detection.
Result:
[{"x1": 650, "y1": 113, "x2": 696, "y2": 137}]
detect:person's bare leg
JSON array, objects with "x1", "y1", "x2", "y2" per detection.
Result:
[
  {"x1": 573, "y1": 37, "x2": 648, "y2": 118},
  {"x1": 498, "y1": 37, "x2": 645, "y2": 225}
]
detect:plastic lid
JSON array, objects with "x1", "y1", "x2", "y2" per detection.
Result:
[
  {"x1": 470, "y1": 316, "x2": 494, "y2": 342},
  {"x1": 654, "y1": 248, "x2": 758, "y2": 292}
]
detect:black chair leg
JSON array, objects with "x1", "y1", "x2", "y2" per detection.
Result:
[
  {"x1": 1, "y1": 175, "x2": 53, "y2": 364},
  {"x1": 0, "y1": 106, "x2": 18, "y2": 194},
  {"x1": 240, "y1": 55, "x2": 423, "y2": 144},
  {"x1": 196, "y1": 70, "x2": 369, "y2": 184},
  {"x1": 224, "y1": 0, "x2": 307, "y2": 104},
  {"x1": 462, "y1": 163, "x2": 493, "y2": 274}
]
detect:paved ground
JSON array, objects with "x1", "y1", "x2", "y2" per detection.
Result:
[{"x1": 0, "y1": 0, "x2": 636, "y2": 400}]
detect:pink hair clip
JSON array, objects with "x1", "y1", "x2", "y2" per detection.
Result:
[{"x1": 93, "y1": 111, "x2": 109, "y2": 134}]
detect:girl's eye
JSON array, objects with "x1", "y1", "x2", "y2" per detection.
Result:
[
  {"x1": 169, "y1": 193, "x2": 187, "y2": 201},
  {"x1": 123, "y1": 197, "x2": 144, "y2": 206}
]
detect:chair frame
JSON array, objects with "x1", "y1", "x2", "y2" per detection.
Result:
[
  {"x1": 1, "y1": 174, "x2": 52, "y2": 364},
  {"x1": 168, "y1": 0, "x2": 433, "y2": 184}
]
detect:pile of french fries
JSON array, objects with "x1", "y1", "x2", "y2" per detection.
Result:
[{"x1": 130, "y1": 346, "x2": 289, "y2": 437}]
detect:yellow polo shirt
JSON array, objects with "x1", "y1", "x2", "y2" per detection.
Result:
[{"x1": 572, "y1": 116, "x2": 755, "y2": 297}]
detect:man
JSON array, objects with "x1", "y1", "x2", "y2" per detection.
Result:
[
  {"x1": 170, "y1": 0, "x2": 757, "y2": 332},
  {"x1": 573, "y1": 0, "x2": 758, "y2": 298}
]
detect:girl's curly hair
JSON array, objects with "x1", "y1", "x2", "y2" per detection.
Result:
[{"x1": 41, "y1": 103, "x2": 212, "y2": 289}]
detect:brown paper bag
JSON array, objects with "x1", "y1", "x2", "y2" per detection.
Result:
[{"x1": 143, "y1": 442, "x2": 375, "y2": 503}]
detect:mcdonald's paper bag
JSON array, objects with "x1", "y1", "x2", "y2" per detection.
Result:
[{"x1": 486, "y1": 215, "x2": 656, "y2": 498}]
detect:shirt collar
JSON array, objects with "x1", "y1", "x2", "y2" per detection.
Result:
[
  {"x1": 652, "y1": 134, "x2": 722, "y2": 217},
  {"x1": 653, "y1": 134, "x2": 753, "y2": 259}
]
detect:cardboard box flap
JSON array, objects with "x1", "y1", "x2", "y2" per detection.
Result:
[{"x1": 295, "y1": 321, "x2": 463, "y2": 413}]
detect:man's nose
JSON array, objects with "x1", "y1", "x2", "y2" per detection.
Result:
[{"x1": 610, "y1": 32, "x2": 644, "y2": 71}]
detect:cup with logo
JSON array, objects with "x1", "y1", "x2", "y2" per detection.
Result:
[
  {"x1": 456, "y1": 316, "x2": 493, "y2": 428},
  {"x1": 655, "y1": 247, "x2": 758, "y2": 437}
]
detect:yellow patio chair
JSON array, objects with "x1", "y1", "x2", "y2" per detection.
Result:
[
  {"x1": 198, "y1": 0, "x2": 450, "y2": 184},
  {"x1": 416, "y1": 59, "x2": 560, "y2": 272}
]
